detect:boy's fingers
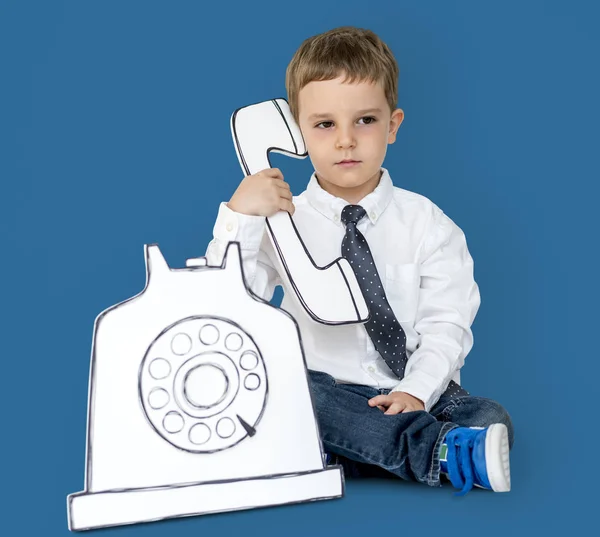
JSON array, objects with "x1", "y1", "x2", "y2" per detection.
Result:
[
  {"x1": 368, "y1": 395, "x2": 391, "y2": 407},
  {"x1": 277, "y1": 186, "x2": 293, "y2": 201},
  {"x1": 262, "y1": 167, "x2": 283, "y2": 179},
  {"x1": 279, "y1": 199, "x2": 295, "y2": 215},
  {"x1": 274, "y1": 183, "x2": 291, "y2": 199},
  {"x1": 384, "y1": 403, "x2": 405, "y2": 415}
]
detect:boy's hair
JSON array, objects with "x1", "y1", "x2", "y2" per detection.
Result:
[{"x1": 285, "y1": 26, "x2": 399, "y2": 121}]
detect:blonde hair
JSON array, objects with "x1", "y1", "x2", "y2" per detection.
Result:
[{"x1": 285, "y1": 26, "x2": 399, "y2": 121}]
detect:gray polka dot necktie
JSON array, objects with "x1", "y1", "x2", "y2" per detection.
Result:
[{"x1": 341, "y1": 205, "x2": 469, "y2": 398}]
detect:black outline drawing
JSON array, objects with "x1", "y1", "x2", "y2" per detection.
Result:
[
  {"x1": 230, "y1": 98, "x2": 370, "y2": 326},
  {"x1": 139, "y1": 315, "x2": 268, "y2": 453},
  {"x1": 67, "y1": 242, "x2": 344, "y2": 531}
]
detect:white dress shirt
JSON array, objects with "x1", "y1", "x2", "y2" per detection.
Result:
[{"x1": 204, "y1": 168, "x2": 481, "y2": 411}]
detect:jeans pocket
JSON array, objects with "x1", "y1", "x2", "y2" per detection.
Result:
[
  {"x1": 308, "y1": 369, "x2": 337, "y2": 387},
  {"x1": 435, "y1": 397, "x2": 462, "y2": 421}
]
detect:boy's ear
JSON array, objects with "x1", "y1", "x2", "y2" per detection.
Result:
[{"x1": 387, "y1": 108, "x2": 404, "y2": 144}]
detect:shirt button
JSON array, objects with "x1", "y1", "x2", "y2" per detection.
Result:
[
  {"x1": 333, "y1": 214, "x2": 339, "y2": 222},
  {"x1": 368, "y1": 366, "x2": 375, "y2": 373},
  {"x1": 226, "y1": 222, "x2": 234, "y2": 232},
  {"x1": 370, "y1": 212, "x2": 377, "y2": 220}
]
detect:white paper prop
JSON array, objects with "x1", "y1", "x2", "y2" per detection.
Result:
[
  {"x1": 67, "y1": 243, "x2": 343, "y2": 531},
  {"x1": 230, "y1": 99, "x2": 370, "y2": 325}
]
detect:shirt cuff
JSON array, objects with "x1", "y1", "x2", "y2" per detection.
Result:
[
  {"x1": 390, "y1": 369, "x2": 448, "y2": 412},
  {"x1": 213, "y1": 202, "x2": 266, "y2": 248}
]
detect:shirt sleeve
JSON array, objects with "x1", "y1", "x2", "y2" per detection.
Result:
[
  {"x1": 390, "y1": 205, "x2": 481, "y2": 411},
  {"x1": 204, "y1": 202, "x2": 282, "y2": 302}
]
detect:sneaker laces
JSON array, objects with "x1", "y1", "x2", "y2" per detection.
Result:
[{"x1": 446, "y1": 429, "x2": 476, "y2": 496}]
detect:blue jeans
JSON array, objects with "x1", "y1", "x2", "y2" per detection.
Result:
[{"x1": 308, "y1": 370, "x2": 514, "y2": 487}]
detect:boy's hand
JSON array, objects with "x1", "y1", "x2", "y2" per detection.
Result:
[
  {"x1": 368, "y1": 392, "x2": 425, "y2": 415},
  {"x1": 227, "y1": 168, "x2": 295, "y2": 217}
]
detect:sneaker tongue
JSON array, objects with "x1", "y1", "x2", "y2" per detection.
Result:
[{"x1": 439, "y1": 443, "x2": 449, "y2": 474}]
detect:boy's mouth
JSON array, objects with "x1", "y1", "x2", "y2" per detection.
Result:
[{"x1": 336, "y1": 159, "x2": 361, "y2": 168}]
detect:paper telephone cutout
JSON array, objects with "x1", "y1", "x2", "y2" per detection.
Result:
[
  {"x1": 230, "y1": 99, "x2": 370, "y2": 325},
  {"x1": 67, "y1": 243, "x2": 343, "y2": 531}
]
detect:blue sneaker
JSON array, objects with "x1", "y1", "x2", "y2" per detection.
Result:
[{"x1": 442, "y1": 424, "x2": 511, "y2": 496}]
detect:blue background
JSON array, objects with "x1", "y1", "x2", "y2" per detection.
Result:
[{"x1": 1, "y1": 0, "x2": 598, "y2": 535}]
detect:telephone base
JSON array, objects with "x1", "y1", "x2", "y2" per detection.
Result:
[{"x1": 67, "y1": 466, "x2": 344, "y2": 531}]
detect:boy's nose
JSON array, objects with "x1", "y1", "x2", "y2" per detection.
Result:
[{"x1": 335, "y1": 126, "x2": 356, "y2": 149}]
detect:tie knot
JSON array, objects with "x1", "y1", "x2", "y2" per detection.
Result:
[{"x1": 341, "y1": 205, "x2": 367, "y2": 226}]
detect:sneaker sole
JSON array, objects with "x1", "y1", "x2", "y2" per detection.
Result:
[{"x1": 485, "y1": 423, "x2": 511, "y2": 492}]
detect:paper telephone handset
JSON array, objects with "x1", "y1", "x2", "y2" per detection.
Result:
[{"x1": 230, "y1": 99, "x2": 369, "y2": 325}]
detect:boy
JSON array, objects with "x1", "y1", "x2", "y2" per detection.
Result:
[{"x1": 205, "y1": 26, "x2": 513, "y2": 495}]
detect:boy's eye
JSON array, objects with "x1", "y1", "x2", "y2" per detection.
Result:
[
  {"x1": 316, "y1": 121, "x2": 334, "y2": 129},
  {"x1": 359, "y1": 116, "x2": 377, "y2": 125}
]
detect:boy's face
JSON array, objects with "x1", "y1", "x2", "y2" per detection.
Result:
[{"x1": 297, "y1": 74, "x2": 404, "y2": 203}]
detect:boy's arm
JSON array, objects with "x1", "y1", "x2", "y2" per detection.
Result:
[
  {"x1": 205, "y1": 202, "x2": 282, "y2": 302},
  {"x1": 390, "y1": 205, "x2": 481, "y2": 412}
]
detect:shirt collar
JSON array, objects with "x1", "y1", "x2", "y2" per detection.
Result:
[{"x1": 304, "y1": 167, "x2": 394, "y2": 225}]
